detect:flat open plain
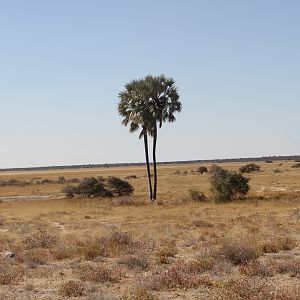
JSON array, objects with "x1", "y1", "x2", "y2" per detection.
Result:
[{"x1": 0, "y1": 160, "x2": 299, "y2": 299}]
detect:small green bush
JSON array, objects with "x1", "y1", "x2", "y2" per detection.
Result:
[
  {"x1": 239, "y1": 164, "x2": 261, "y2": 173},
  {"x1": 210, "y1": 165, "x2": 249, "y2": 202},
  {"x1": 76, "y1": 177, "x2": 113, "y2": 198},
  {"x1": 62, "y1": 177, "x2": 113, "y2": 198},
  {"x1": 196, "y1": 166, "x2": 208, "y2": 174},
  {"x1": 107, "y1": 176, "x2": 134, "y2": 196}
]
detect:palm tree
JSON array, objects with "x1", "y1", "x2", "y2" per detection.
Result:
[
  {"x1": 118, "y1": 75, "x2": 182, "y2": 201},
  {"x1": 143, "y1": 75, "x2": 182, "y2": 200},
  {"x1": 118, "y1": 79, "x2": 154, "y2": 200}
]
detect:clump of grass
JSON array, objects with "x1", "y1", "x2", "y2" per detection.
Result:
[
  {"x1": 0, "y1": 263, "x2": 24, "y2": 285},
  {"x1": 188, "y1": 189, "x2": 208, "y2": 202},
  {"x1": 59, "y1": 281, "x2": 85, "y2": 297},
  {"x1": 155, "y1": 240, "x2": 178, "y2": 264},
  {"x1": 118, "y1": 254, "x2": 149, "y2": 271},
  {"x1": 80, "y1": 230, "x2": 144, "y2": 259},
  {"x1": 192, "y1": 219, "x2": 214, "y2": 228},
  {"x1": 22, "y1": 248, "x2": 51, "y2": 266},
  {"x1": 259, "y1": 236, "x2": 296, "y2": 253},
  {"x1": 275, "y1": 259, "x2": 300, "y2": 278},
  {"x1": 186, "y1": 257, "x2": 215, "y2": 273},
  {"x1": 24, "y1": 229, "x2": 58, "y2": 249},
  {"x1": 148, "y1": 261, "x2": 214, "y2": 290},
  {"x1": 121, "y1": 288, "x2": 158, "y2": 300},
  {"x1": 51, "y1": 244, "x2": 75, "y2": 260},
  {"x1": 75, "y1": 264, "x2": 120, "y2": 283},
  {"x1": 215, "y1": 277, "x2": 300, "y2": 300},
  {"x1": 238, "y1": 260, "x2": 274, "y2": 277},
  {"x1": 218, "y1": 241, "x2": 258, "y2": 265}
]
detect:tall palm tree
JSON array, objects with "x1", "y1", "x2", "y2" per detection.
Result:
[
  {"x1": 118, "y1": 75, "x2": 182, "y2": 201},
  {"x1": 118, "y1": 79, "x2": 154, "y2": 200},
  {"x1": 143, "y1": 75, "x2": 182, "y2": 200}
]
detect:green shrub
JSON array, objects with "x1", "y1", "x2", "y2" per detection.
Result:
[
  {"x1": 62, "y1": 177, "x2": 113, "y2": 198},
  {"x1": 107, "y1": 176, "x2": 134, "y2": 196},
  {"x1": 76, "y1": 177, "x2": 113, "y2": 198},
  {"x1": 239, "y1": 163, "x2": 261, "y2": 173},
  {"x1": 196, "y1": 166, "x2": 208, "y2": 174},
  {"x1": 210, "y1": 165, "x2": 249, "y2": 202}
]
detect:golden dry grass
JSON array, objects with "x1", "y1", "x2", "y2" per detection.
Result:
[{"x1": 0, "y1": 160, "x2": 299, "y2": 299}]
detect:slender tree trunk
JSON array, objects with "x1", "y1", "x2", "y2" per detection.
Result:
[
  {"x1": 153, "y1": 123, "x2": 158, "y2": 201},
  {"x1": 143, "y1": 130, "x2": 153, "y2": 201}
]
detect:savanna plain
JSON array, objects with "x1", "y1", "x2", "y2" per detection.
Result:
[{"x1": 0, "y1": 160, "x2": 299, "y2": 299}]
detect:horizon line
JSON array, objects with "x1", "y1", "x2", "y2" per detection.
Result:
[{"x1": 0, "y1": 154, "x2": 299, "y2": 172}]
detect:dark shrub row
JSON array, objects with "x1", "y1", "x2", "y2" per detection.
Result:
[{"x1": 62, "y1": 176, "x2": 134, "y2": 198}]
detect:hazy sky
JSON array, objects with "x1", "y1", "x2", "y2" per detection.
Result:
[{"x1": 0, "y1": 0, "x2": 299, "y2": 168}]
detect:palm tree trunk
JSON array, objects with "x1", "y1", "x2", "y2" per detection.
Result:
[
  {"x1": 143, "y1": 130, "x2": 153, "y2": 201},
  {"x1": 153, "y1": 123, "x2": 158, "y2": 201}
]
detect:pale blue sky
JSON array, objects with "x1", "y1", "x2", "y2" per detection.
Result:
[{"x1": 0, "y1": 0, "x2": 299, "y2": 168}]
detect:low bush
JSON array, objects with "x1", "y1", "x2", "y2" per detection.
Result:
[
  {"x1": 156, "y1": 240, "x2": 178, "y2": 264},
  {"x1": 75, "y1": 177, "x2": 113, "y2": 198},
  {"x1": 239, "y1": 260, "x2": 274, "y2": 277},
  {"x1": 292, "y1": 163, "x2": 300, "y2": 168},
  {"x1": 62, "y1": 176, "x2": 133, "y2": 198},
  {"x1": 24, "y1": 230, "x2": 58, "y2": 249},
  {"x1": 121, "y1": 288, "x2": 158, "y2": 300},
  {"x1": 22, "y1": 248, "x2": 51, "y2": 265},
  {"x1": 59, "y1": 281, "x2": 85, "y2": 297},
  {"x1": 0, "y1": 263, "x2": 24, "y2": 285},
  {"x1": 210, "y1": 165, "x2": 249, "y2": 202},
  {"x1": 62, "y1": 185, "x2": 76, "y2": 198},
  {"x1": 0, "y1": 179, "x2": 30, "y2": 187},
  {"x1": 218, "y1": 241, "x2": 258, "y2": 265},
  {"x1": 107, "y1": 176, "x2": 134, "y2": 196},
  {"x1": 188, "y1": 189, "x2": 207, "y2": 202},
  {"x1": 240, "y1": 163, "x2": 261, "y2": 173},
  {"x1": 259, "y1": 236, "x2": 296, "y2": 253},
  {"x1": 197, "y1": 166, "x2": 208, "y2": 174},
  {"x1": 58, "y1": 176, "x2": 66, "y2": 184},
  {"x1": 276, "y1": 259, "x2": 300, "y2": 278},
  {"x1": 75, "y1": 265, "x2": 120, "y2": 283},
  {"x1": 118, "y1": 255, "x2": 149, "y2": 271},
  {"x1": 80, "y1": 231, "x2": 144, "y2": 259},
  {"x1": 148, "y1": 261, "x2": 214, "y2": 290}
]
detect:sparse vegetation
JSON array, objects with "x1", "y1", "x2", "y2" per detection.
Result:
[
  {"x1": 0, "y1": 161, "x2": 298, "y2": 299},
  {"x1": 259, "y1": 236, "x2": 297, "y2": 253}
]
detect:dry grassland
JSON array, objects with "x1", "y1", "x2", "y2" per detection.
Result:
[{"x1": 0, "y1": 160, "x2": 299, "y2": 299}]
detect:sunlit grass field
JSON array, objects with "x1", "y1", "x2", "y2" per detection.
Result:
[{"x1": 0, "y1": 160, "x2": 299, "y2": 299}]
